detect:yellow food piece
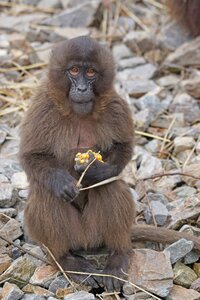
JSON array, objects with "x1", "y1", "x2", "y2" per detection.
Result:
[{"x1": 75, "y1": 150, "x2": 103, "y2": 163}]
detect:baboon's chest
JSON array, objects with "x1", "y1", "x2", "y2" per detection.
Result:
[{"x1": 70, "y1": 120, "x2": 96, "y2": 150}]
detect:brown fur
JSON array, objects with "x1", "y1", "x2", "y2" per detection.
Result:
[
  {"x1": 166, "y1": 0, "x2": 200, "y2": 36},
  {"x1": 20, "y1": 37, "x2": 135, "y2": 290},
  {"x1": 20, "y1": 36, "x2": 200, "y2": 291}
]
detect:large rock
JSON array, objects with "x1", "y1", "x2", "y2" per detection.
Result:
[
  {"x1": 117, "y1": 63, "x2": 157, "y2": 81},
  {"x1": 125, "y1": 31, "x2": 158, "y2": 54},
  {"x1": 42, "y1": 1, "x2": 100, "y2": 27},
  {"x1": 166, "y1": 284, "x2": 200, "y2": 300},
  {"x1": 0, "y1": 177, "x2": 16, "y2": 208},
  {"x1": 1, "y1": 282, "x2": 24, "y2": 300},
  {"x1": 168, "y1": 196, "x2": 200, "y2": 229},
  {"x1": 0, "y1": 254, "x2": 12, "y2": 274},
  {"x1": 164, "y1": 239, "x2": 194, "y2": 264},
  {"x1": 165, "y1": 36, "x2": 200, "y2": 66},
  {"x1": 0, "y1": 256, "x2": 36, "y2": 288},
  {"x1": 64, "y1": 291, "x2": 95, "y2": 300},
  {"x1": 169, "y1": 93, "x2": 200, "y2": 124},
  {"x1": 181, "y1": 77, "x2": 200, "y2": 98},
  {"x1": 11, "y1": 172, "x2": 28, "y2": 189},
  {"x1": 136, "y1": 154, "x2": 163, "y2": 179},
  {"x1": 173, "y1": 136, "x2": 195, "y2": 154},
  {"x1": 127, "y1": 249, "x2": 173, "y2": 297},
  {"x1": 124, "y1": 79, "x2": 158, "y2": 98},
  {"x1": 30, "y1": 265, "x2": 58, "y2": 288},
  {"x1": 173, "y1": 262, "x2": 197, "y2": 288},
  {"x1": 181, "y1": 164, "x2": 200, "y2": 187},
  {"x1": 0, "y1": 214, "x2": 22, "y2": 246}
]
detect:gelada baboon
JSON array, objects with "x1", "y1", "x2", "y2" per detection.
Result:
[{"x1": 20, "y1": 36, "x2": 200, "y2": 291}]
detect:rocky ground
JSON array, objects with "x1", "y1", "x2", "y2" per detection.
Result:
[{"x1": 0, "y1": 0, "x2": 200, "y2": 299}]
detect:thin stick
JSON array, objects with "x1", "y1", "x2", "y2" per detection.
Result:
[
  {"x1": 0, "y1": 235, "x2": 48, "y2": 264},
  {"x1": 42, "y1": 244, "x2": 75, "y2": 288},
  {"x1": 160, "y1": 116, "x2": 176, "y2": 155},
  {"x1": 135, "y1": 130, "x2": 171, "y2": 142},
  {"x1": 80, "y1": 175, "x2": 122, "y2": 191},
  {"x1": 76, "y1": 157, "x2": 97, "y2": 188}
]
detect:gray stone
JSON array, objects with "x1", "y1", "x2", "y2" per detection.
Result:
[
  {"x1": 135, "y1": 94, "x2": 169, "y2": 115},
  {"x1": 169, "y1": 93, "x2": 200, "y2": 124},
  {"x1": 38, "y1": 0, "x2": 61, "y2": 8},
  {"x1": 123, "y1": 291, "x2": 153, "y2": 299},
  {"x1": 144, "y1": 200, "x2": 169, "y2": 226},
  {"x1": 117, "y1": 63, "x2": 156, "y2": 81},
  {"x1": 160, "y1": 21, "x2": 191, "y2": 50},
  {"x1": 30, "y1": 265, "x2": 58, "y2": 288},
  {"x1": 42, "y1": 1, "x2": 100, "y2": 27},
  {"x1": 151, "y1": 113, "x2": 184, "y2": 129},
  {"x1": 0, "y1": 174, "x2": 9, "y2": 183},
  {"x1": 173, "y1": 186, "x2": 196, "y2": 200},
  {"x1": 124, "y1": 79, "x2": 158, "y2": 98},
  {"x1": 117, "y1": 16, "x2": 135, "y2": 34},
  {"x1": 29, "y1": 42, "x2": 51, "y2": 64},
  {"x1": 168, "y1": 196, "x2": 200, "y2": 229},
  {"x1": 165, "y1": 36, "x2": 200, "y2": 66},
  {"x1": 174, "y1": 262, "x2": 197, "y2": 288},
  {"x1": 11, "y1": 172, "x2": 28, "y2": 189},
  {"x1": 184, "y1": 250, "x2": 200, "y2": 264},
  {"x1": 173, "y1": 136, "x2": 195, "y2": 154},
  {"x1": 0, "y1": 256, "x2": 36, "y2": 288},
  {"x1": 0, "y1": 14, "x2": 47, "y2": 31},
  {"x1": 118, "y1": 56, "x2": 145, "y2": 70},
  {"x1": 0, "y1": 181, "x2": 16, "y2": 208},
  {"x1": 0, "y1": 214, "x2": 22, "y2": 246},
  {"x1": 182, "y1": 164, "x2": 200, "y2": 187},
  {"x1": 157, "y1": 75, "x2": 180, "y2": 87},
  {"x1": 112, "y1": 44, "x2": 133, "y2": 61},
  {"x1": 137, "y1": 154, "x2": 163, "y2": 179},
  {"x1": 125, "y1": 31, "x2": 157, "y2": 54},
  {"x1": 0, "y1": 254, "x2": 12, "y2": 274},
  {"x1": 134, "y1": 109, "x2": 154, "y2": 131},
  {"x1": 0, "y1": 139, "x2": 20, "y2": 160},
  {"x1": 23, "y1": 245, "x2": 45, "y2": 267},
  {"x1": 181, "y1": 77, "x2": 200, "y2": 98},
  {"x1": 2, "y1": 282, "x2": 24, "y2": 300},
  {"x1": 166, "y1": 284, "x2": 200, "y2": 300},
  {"x1": 145, "y1": 139, "x2": 161, "y2": 154},
  {"x1": 18, "y1": 189, "x2": 29, "y2": 199},
  {"x1": 49, "y1": 275, "x2": 69, "y2": 293},
  {"x1": 147, "y1": 192, "x2": 168, "y2": 205},
  {"x1": 0, "y1": 208, "x2": 17, "y2": 218},
  {"x1": 64, "y1": 291, "x2": 95, "y2": 300},
  {"x1": 191, "y1": 278, "x2": 200, "y2": 293},
  {"x1": 164, "y1": 239, "x2": 194, "y2": 264},
  {"x1": 48, "y1": 27, "x2": 90, "y2": 43},
  {"x1": 179, "y1": 225, "x2": 200, "y2": 237},
  {"x1": 127, "y1": 249, "x2": 173, "y2": 297},
  {"x1": 22, "y1": 295, "x2": 46, "y2": 300}
]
